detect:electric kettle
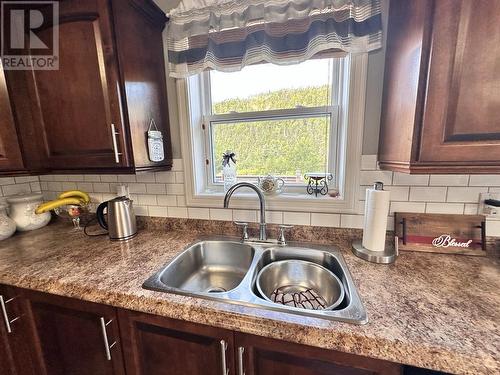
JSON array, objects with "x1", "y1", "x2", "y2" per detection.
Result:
[{"x1": 96, "y1": 196, "x2": 137, "y2": 241}]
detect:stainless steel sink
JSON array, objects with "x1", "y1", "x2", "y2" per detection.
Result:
[
  {"x1": 143, "y1": 237, "x2": 367, "y2": 324},
  {"x1": 158, "y1": 240, "x2": 255, "y2": 293}
]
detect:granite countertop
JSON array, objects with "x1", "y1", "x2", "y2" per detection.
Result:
[{"x1": 0, "y1": 221, "x2": 498, "y2": 374}]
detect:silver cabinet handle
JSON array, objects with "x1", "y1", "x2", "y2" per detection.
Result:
[
  {"x1": 0, "y1": 295, "x2": 19, "y2": 334},
  {"x1": 237, "y1": 346, "x2": 245, "y2": 375},
  {"x1": 220, "y1": 340, "x2": 229, "y2": 375},
  {"x1": 110, "y1": 123, "x2": 121, "y2": 163},
  {"x1": 99, "y1": 317, "x2": 117, "y2": 361}
]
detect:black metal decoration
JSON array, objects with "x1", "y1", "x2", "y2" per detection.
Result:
[{"x1": 304, "y1": 173, "x2": 333, "y2": 197}]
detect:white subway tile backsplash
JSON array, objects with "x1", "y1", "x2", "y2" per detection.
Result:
[
  {"x1": 425, "y1": 203, "x2": 464, "y2": 214},
  {"x1": 175, "y1": 172, "x2": 185, "y2": 184},
  {"x1": 128, "y1": 183, "x2": 147, "y2": 194},
  {"x1": 311, "y1": 213, "x2": 340, "y2": 227},
  {"x1": 386, "y1": 186, "x2": 410, "y2": 201},
  {"x1": 134, "y1": 205, "x2": 149, "y2": 216},
  {"x1": 210, "y1": 208, "x2": 233, "y2": 221},
  {"x1": 172, "y1": 159, "x2": 183, "y2": 171},
  {"x1": 14, "y1": 176, "x2": 38, "y2": 183},
  {"x1": 469, "y1": 175, "x2": 500, "y2": 187},
  {"x1": 0, "y1": 177, "x2": 16, "y2": 185},
  {"x1": 233, "y1": 209, "x2": 257, "y2": 223},
  {"x1": 447, "y1": 187, "x2": 487, "y2": 203},
  {"x1": 340, "y1": 214, "x2": 364, "y2": 229},
  {"x1": 393, "y1": 173, "x2": 429, "y2": 186},
  {"x1": 359, "y1": 170, "x2": 392, "y2": 186},
  {"x1": 157, "y1": 195, "x2": 177, "y2": 207},
  {"x1": 390, "y1": 201, "x2": 426, "y2": 214},
  {"x1": 39, "y1": 175, "x2": 53, "y2": 182},
  {"x1": 486, "y1": 219, "x2": 500, "y2": 237},
  {"x1": 464, "y1": 204, "x2": 479, "y2": 215},
  {"x1": 117, "y1": 175, "x2": 137, "y2": 183},
  {"x1": 188, "y1": 207, "x2": 210, "y2": 220},
  {"x1": 177, "y1": 195, "x2": 186, "y2": 207},
  {"x1": 168, "y1": 207, "x2": 188, "y2": 218},
  {"x1": 155, "y1": 171, "x2": 176, "y2": 183},
  {"x1": 265, "y1": 211, "x2": 283, "y2": 224},
  {"x1": 429, "y1": 174, "x2": 469, "y2": 186},
  {"x1": 146, "y1": 184, "x2": 167, "y2": 194},
  {"x1": 77, "y1": 182, "x2": 94, "y2": 192},
  {"x1": 2, "y1": 183, "x2": 32, "y2": 196},
  {"x1": 30, "y1": 182, "x2": 41, "y2": 192},
  {"x1": 283, "y1": 212, "x2": 310, "y2": 225},
  {"x1": 84, "y1": 174, "x2": 101, "y2": 182},
  {"x1": 61, "y1": 182, "x2": 78, "y2": 191},
  {"x1": 137, "y1": 194, "x2": 157, "y2": 206},
  {"x1": 136, "y1": 173, "x2": 156, "y2": 183},
  {"x1": 100, "y1": 175, "x2": 118, "y2": 183},
  {"x1": 361, "y1": 155, "x2": 377, "y2": 170},
  {"x1": 93, "y1": 183, "x2": 110, "y2": 193},
  {"x1": 166, "y1": 184, "x2": 184, "y2": 195},
  {"x1": 409, "y1": 186, "x2": 447, "y2": 202},
  {"x1": 47, "y1": 181, "x2": 63, "y2": 191},
  {"x1": 148, "y1": 206, "x2": 169, "y2": 217}
]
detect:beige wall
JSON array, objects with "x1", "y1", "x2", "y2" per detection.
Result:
[{"x1": 153, "y1": 0, "x2": 389, "y2": 158}]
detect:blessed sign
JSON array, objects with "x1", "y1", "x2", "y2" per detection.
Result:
[
  {"x1": 394, "y1": 212, "x2": 486, "y2": 256},
  {"x1": 432, "y1": 234, "x2": 473, "y2": 248}
]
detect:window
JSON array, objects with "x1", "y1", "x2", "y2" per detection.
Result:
[
  {"x1": 180, "y1": 53, "x2": 367, "y2": 213},
  {"x1": 202, "y1": 59, "x2": 340, "y2": 190}
]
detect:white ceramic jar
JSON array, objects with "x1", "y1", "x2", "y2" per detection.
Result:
[
  {"x1": 6, "y1": 193, "x2": 51, "y2": 232},
  {"x1": 0, "y1": 204, "x2": 16, "y2": 240}
]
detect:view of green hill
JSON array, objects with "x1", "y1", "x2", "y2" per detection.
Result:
[{"x1": 212, "y1": 86, "x2": 331, "y2": 177}]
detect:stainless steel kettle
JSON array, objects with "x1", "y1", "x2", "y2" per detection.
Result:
[{"x1": 96, "y1": 196, "x2": 137, "y2": 241}]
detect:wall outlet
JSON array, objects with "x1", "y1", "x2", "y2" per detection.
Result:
[{"x1": 479, "y1": 192, "x2": 500, "y2": 217}]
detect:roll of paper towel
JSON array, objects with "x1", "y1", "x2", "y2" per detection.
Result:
[{"x1": 362, "y1": 183, "x2": 390, "y2": 252}]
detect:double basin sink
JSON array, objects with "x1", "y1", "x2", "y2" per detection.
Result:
[{"x1": 143, "y1": 237, "x2": 367, "y2": 324}]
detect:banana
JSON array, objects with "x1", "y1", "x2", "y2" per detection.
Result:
[
  {"x1": 58, "y1": 190, "x2": 90, "y2": 204},
  {"x1": 35, "y1": 197, "x2": 84, "y2": 214}
]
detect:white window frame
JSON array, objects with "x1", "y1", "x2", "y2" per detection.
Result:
[{"x1": 178, "y1": 53, "x2": 367, "y2": 213}]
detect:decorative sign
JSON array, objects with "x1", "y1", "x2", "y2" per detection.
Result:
[
  {"x1": 431, "y1": 235, "x2": 472, "y2": 248},
  {"x1": 394, "y1": 213, "x2": 486, "y2": 256}
]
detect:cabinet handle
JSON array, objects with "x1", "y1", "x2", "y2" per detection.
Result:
[
  {"x1": 0, "y1": 295, "x2": 19, "y2": 334},
  {"x1": 220, "y1": 340, "x2": 229, "y2": 375},
  {"x1": 237, "y1": 346, "x2": 245, "y2": 375},
  {"x1": 99, "y1": 317, "x2": 117, "y2": 361},
  {"x1": 110, "y1": 123, "x2": 122, "y2": 163}
]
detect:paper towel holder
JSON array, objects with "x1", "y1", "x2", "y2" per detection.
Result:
[
  {"x1": 351, "y1": 181, "x2": 398, "y2": 264},
  {"x1": 352, "y1": 236, "x2": 399, "y2": 264}
]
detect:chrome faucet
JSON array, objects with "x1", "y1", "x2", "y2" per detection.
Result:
[{"x1": 223, "y1": 182, "x2": 267, "y2": 241}]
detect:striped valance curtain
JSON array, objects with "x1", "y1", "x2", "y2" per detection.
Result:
[{"x1": 167, "y1": 0, "x2": 382, "y2": 78}]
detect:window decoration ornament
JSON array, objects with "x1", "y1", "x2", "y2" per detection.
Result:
[{"x1": 167, "y1": 0, "x2": 383, "y2": 78}]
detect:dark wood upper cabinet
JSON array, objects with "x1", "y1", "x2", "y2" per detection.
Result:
[
  {"x1": 118, "y1": 309, "x2": 236, "y2": 375},
  {"x1": 6, "y1": 0, "x2": 172, "y2": 174},
  {"x1": 379, "y1": 0, "x2": 500, "y2": 174},
  {"x1": 21, "y1": 289, "x2": 125, "y2": 375},
  {"x1": 0, "y1": 64, "x2": 24, "y2": 173},
  {"x1": 234, "y1": 332, "x2": 402, "y2": 375}
]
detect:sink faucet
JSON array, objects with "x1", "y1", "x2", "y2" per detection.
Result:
[{"x1": 223, "y1": 182, "x2": 267, "y2": 241}]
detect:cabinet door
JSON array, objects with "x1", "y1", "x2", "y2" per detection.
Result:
[
  {"x1": 25, "y1": 0, "x2": 131, "y2": 171},
  {"x1": 419, "y1": 0, "x2": 500, "y2": 164},
  {"x1": 0, "y1": 285, "x2": 36, "y2": 375},
  {"x1": 22, "y1": 290, "x2": 125, "y2": 375},
  {"x1": 0, "y1": 64, "x2": 24, "y2": 172},
  {"x1": 235, "y1": 333, "x2": 401, "y2": 375},
  {"x1": 118, "y1": 309, "x2": 235, "y2": 375}
]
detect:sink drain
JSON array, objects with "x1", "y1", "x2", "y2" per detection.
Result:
[{"x1": 206, "y1": 286, "x2": 227, "y2": 293}]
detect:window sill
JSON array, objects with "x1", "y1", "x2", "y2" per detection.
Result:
[{"x1": 186, "y1": 189, "x2": 359, "y2": 214}]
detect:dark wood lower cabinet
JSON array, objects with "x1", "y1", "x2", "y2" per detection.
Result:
[
  {"x1": 21, "y1": 290, "x2": 125, "y2": 375},
  {"x1": 0, "y1": 285, "x2": 443, "y2": 375},
  {"x1": 118, "y1": 309, "x2": 235, "y2": 375},
  {"x1": 234, "y1": 332, "x2": 402, "y2": 375},
  {"x1": 0, "y1": 285, "x2": 36, "y2": 375}
]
